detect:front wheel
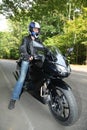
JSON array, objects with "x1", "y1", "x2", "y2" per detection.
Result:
[{"x1": 48, "y1": 87, "x2": 78, "y2": 126}]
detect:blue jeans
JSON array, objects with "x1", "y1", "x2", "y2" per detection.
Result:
[{"x1": 11, "y1": 60, "x2": 29, "y2": 100}]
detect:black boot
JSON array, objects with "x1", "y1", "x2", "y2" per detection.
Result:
[{"x1": 8, "y1": 99, "x2": 16, "y2": 110}]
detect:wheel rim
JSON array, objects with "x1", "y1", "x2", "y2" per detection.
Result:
[{"x1": 50, "y1": 88, "x2": 70, "y2": 121}]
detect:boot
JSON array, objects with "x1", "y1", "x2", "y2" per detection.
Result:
[{"x1": 8, "y1": 99, "x2": 16, "y2": 110}]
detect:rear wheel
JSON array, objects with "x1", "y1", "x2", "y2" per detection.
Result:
[{"x1": 48, "y1": 87, "x2": 78, "y2": 126}]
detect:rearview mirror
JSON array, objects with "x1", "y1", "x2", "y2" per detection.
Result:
[{"x1": 67, "y1": 47, "x2": 74, "y2": 53}]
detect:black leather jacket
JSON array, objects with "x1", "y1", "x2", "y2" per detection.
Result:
[{"x1": 19, "y1": 35, "x2": 42, "y2": 61}]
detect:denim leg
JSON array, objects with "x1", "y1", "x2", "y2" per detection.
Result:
[{"x1": 11, "y1": 60, "x2": 29, "y2": 100}]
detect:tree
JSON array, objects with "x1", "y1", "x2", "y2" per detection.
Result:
[{"x1": 0, "y1": 0, "x2": 87, "y2": 64}]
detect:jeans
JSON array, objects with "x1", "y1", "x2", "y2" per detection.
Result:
[{"x1": 11, "y1": 60, "x2": 29, "y2": 100}]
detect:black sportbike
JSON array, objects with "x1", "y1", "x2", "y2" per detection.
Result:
[{"x1": 14, "y1": 41, "x2": 78, "y2": 126}]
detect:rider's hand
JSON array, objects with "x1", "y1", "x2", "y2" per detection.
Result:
[{"x1": 29, "y1": 56, "x2": 33, "y2": 61}]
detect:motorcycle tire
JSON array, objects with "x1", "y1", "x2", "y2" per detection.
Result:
[{"x1": 48, "y1": 87, "x2": 78, "y2": 126}]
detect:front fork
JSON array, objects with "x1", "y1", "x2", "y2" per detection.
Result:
[{"x1": 40, "y1": 80, "x2": 51, "y2": 103}]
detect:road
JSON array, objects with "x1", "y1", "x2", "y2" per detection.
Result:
[{"x1": 0, "y1": 59, "x2": 87, "y2": 130}]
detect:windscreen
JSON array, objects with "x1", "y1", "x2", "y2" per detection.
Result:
[
  {"x1": 32, "y1": 41, "x2": 44, "y2": 57},
  {"x1": 49, "y1": 46, "x2": 68, "y2": 67},
  {"x1": 32, "y1": 41, "x2": 44, "y2": 48}
]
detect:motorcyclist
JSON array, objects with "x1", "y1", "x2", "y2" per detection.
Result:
[{"x1": 8, "y1": 21, "x2": 42, "y2": 110}]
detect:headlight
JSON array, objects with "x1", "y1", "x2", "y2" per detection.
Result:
[
  {"x1": 56, "y1": 64, "x2": 71, "y2": 76},
  {"x1": 56, "y1": 65, "x2": 67, "y2": 73}
]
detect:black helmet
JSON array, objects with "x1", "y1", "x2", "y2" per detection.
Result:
[{"x1": 29, "y1": 22, "x2": 40, "y2": 38}]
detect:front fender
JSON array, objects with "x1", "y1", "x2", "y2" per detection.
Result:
[{"x1": 49, "y1": 78, "x2": 71, "y2": 91}]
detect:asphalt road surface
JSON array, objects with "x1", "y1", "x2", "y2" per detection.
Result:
[{"x1": 0, "y1": 59, "x2": 87, "y2": 130}]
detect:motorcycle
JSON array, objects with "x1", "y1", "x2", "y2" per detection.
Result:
[{"x1": 13, "y1": 41, "x2": 78, "y2": 126}]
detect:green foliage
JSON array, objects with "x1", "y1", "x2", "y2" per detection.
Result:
[
  {"x1": 0, "y1": 19, "x2": 30, "y2": 59},
  {"x1": 0, "y1": 0, "x2": 87, "y2": 64},
  {"x1": 44, "y1": 6, "x2": 87, "y2": 64}
]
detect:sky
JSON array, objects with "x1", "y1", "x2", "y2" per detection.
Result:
[
  {"x1": 0, "y1": 14, "x2": 9, "y2": 32},
  {"x1": 0, "y1": 0, "x2": 2, "y2": 3},
  {"x1": 0, "y1": 0, "x2": 9, "y2": 32}
]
